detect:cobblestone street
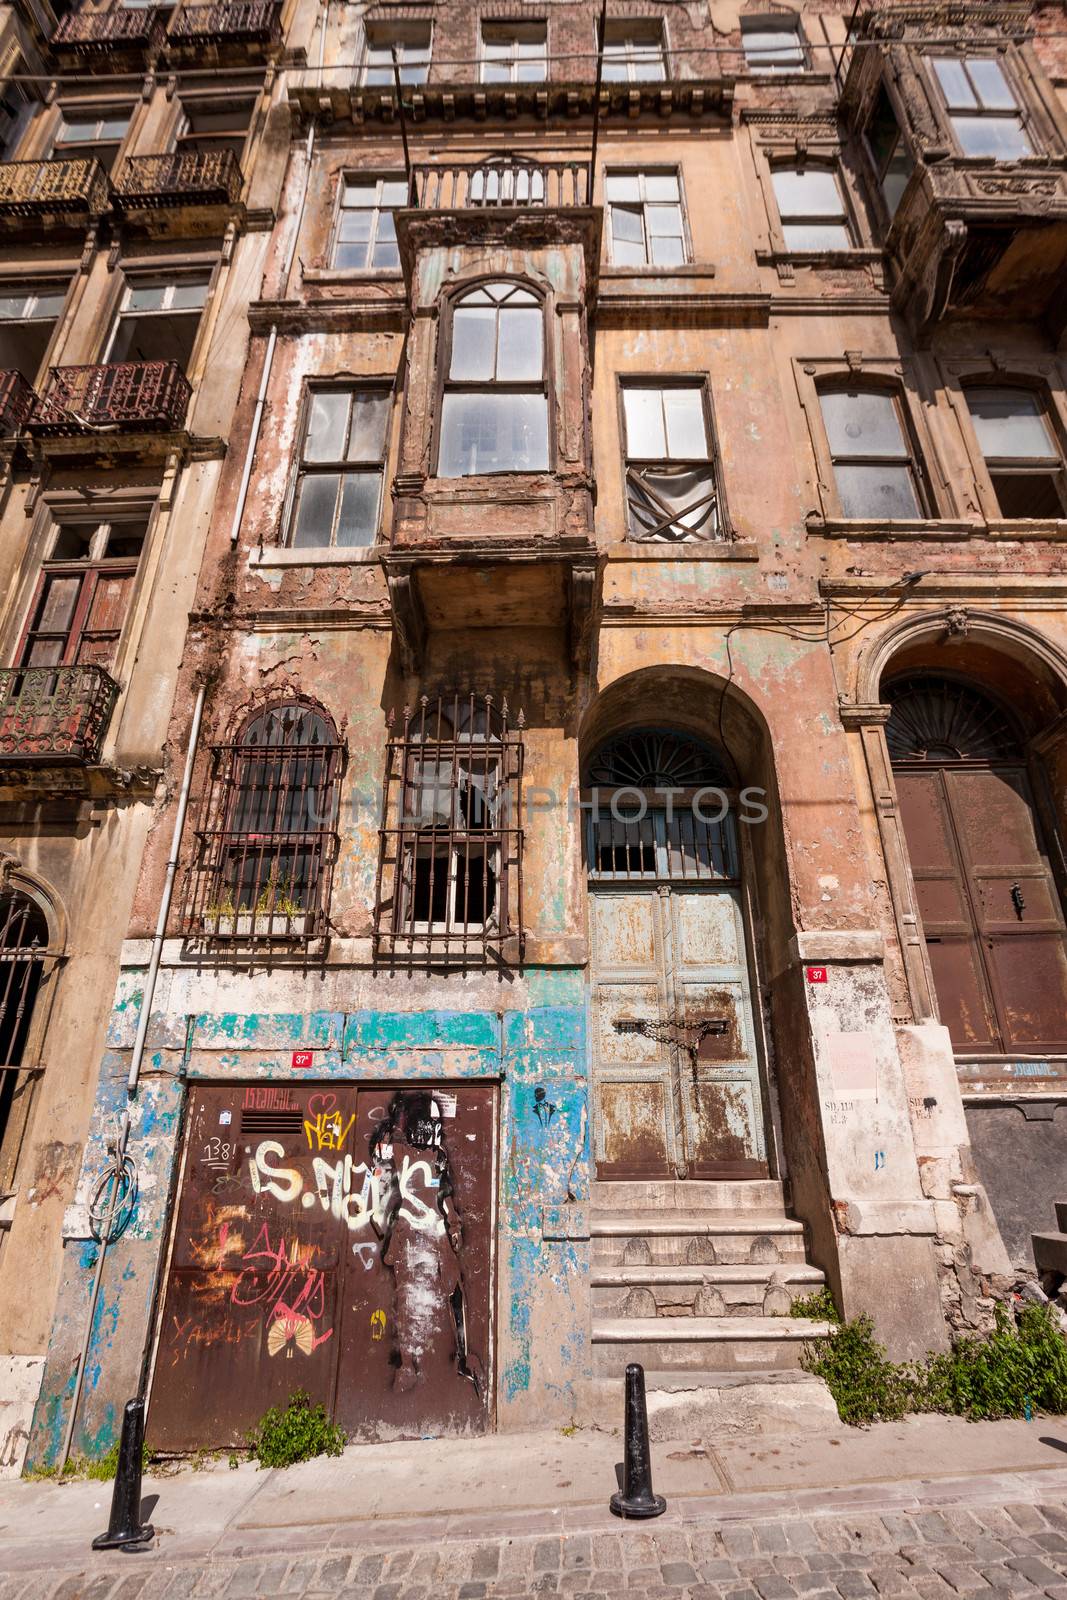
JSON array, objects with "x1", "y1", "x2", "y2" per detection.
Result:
[{"x1": 9, "y1": 1463, "x2": 1067, "y2": 1600}]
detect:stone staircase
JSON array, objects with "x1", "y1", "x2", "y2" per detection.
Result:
[{"x1": 588, "y1": 1179, "x2": 840, "y2": 1436}]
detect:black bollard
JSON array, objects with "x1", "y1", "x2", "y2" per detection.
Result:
[
  {"x1": 92, "y1": 1398, "x2": 154, "y2": 1551},
  {"x1": 610, "y1": 1362, "x2": 667, "y2": 1519}
]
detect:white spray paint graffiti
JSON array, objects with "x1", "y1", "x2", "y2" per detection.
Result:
[{"x1": 246, "y1": 1139, "x2": 446, "y2": 1265}]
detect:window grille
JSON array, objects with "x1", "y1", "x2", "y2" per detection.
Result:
[
  {"x1": 375, "y1": 694, "x2": 524, "y2": 964},
  {"x1": 0, "y1": 888, "x2": 47, "y2": 1201},
  {"x1": 180, "y1": 702, "x2": 343, "y2": 951}
]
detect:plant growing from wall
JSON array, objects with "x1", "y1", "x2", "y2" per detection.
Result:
[
  {"x1": 799, "y1": 1299, "x2": 1067, "y2": 1426},
  {"x1": 246, "y1": 1390, "x2": 346, "y2": 1469}
]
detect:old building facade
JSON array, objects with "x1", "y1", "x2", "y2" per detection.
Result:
[{"x1": 3, "y1": 0, "x2": 1067, "y2": 1467}]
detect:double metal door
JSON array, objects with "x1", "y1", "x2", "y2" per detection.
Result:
[
  {"x1": 148, "y1": 1081, "x2": 496, "y2": 1450},
  {"x1": 590, "y1": 885, "x2": 767, "y2": 1178}
]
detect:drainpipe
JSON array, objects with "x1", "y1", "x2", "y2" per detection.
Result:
[
  {"x1": 231, "y1": 0, "x2": 327, "y2": 548},
  {"x1": 59, "y1": 684, "x2": 206, "y2": 1471}
]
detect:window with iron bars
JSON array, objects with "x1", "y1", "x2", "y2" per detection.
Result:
[
  {"x1": 375, "y1": 694, "x2": 524, "y2": 964},
  {"x1": 180, "y1": 702, "x2": 343, "y2": 950},
  {"x1": 0, "y1": 886, "x2": 48, "y2": 1214}
]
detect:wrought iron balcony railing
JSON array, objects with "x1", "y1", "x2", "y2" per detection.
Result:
[
  {"x1": 0, "y1": 371, "x2": 36, "y2": 436},
  {"x1": 0, "y1": 158, "x2": 109, "y2": 218},
  {"x1": 0, "y1": 665, "x2": 119, "y2": 765},
  {"x1": 112, "y1": 150, "x2": 243, "y2": 210},
  {"x1": 409, "y1": 159, "x2": 591, "y2": 210},
  {"x1": 168, "y1": 1, "x2": 281, "y2": 46},
  {"x1": 29, "y1": 362, "x2": 192, "y2": 436},
  {"x1": 51, "y1": 8, "x2": 166, "y2": 55}
]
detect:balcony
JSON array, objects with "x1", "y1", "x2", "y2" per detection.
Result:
[
  {"x1": 29, "y1": 361, "x2": 192, "y2": 437},
  {"x1": 167, "y1": 1, "x2": 282, "y2": 53},
  {"x1": 0, "y1": 159, "x2": 109, "y2": 227},
  {"x1": 0, "y1": 371, "x2": 35, "y2": 436},
  {"x1": 885, "y1": 161, "x2": 1067, "y2": 334},
  {"x1": 0, "y1": 666, "x2": 118, "y2": 766},
  {"x1": 51, "y1": 7, "x2": 166, "y2": 68},
  {"x1": 112, "y1": 151, "x2": 243, "y2": 223},
  {"x1": 411, "y1": 160, "x2": 590, "y2": 210}
]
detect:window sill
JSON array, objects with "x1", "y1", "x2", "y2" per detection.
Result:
[
  {"x1": 756, "y1": 248, "x2": 884, "y2": 267},
  {"x1": 600, "y1": 265, "x2": 713, "y2": 279},
  {"x1": 302, "y1": 267, "x2": 405, "y2": 284},
  {"x1": 610, "y1": 538, "x2": 757, "y2": 561},
  {"x1": 808, "y1": 515, "x2": 1067, "y2": 540},
  {"x1": 742, "y1": 70, "x2": 831, "y2": 86},
  {"x1": 250, "y1": 545, "x2": 381, "y2": 567}
]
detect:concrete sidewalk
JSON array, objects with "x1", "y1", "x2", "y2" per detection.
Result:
[{"x1": 3, "y1": 1413, "x2": 1067, "y2": 1579}]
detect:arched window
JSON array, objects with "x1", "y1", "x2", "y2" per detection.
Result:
[
  {"x1": 183, "y1": 702, "x2": 343, "y2": 948},
  {"x1": 885, "y1": 673, "x2": 1067, "y2": 1054},
  {"x1": 376, "y1": 694, "x2": 524, "y2": 962},
  {"x1": 583, "y1": 727, "x2": 736, "y2": 881},
  {"x1": 0, "y1": 886, "x2": 48, "y2": 1202},
  {"x1": 818, "y1": 384, "x2": 925, "y2": 519},
  {"x1": 438, "y1": 282, "x2": 549, "y2": 477}
]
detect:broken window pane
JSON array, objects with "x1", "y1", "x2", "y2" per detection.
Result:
[
  {"x1": 988, "y1": 472, "x2": 1063, "y2": 518},
  {"x1": 439, "y1": 393, "x2": 549, "y2": 475},
  {"x1": 627, "y1": 464, "x2": 719, "y2": 540}
]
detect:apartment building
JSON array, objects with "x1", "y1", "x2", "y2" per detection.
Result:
[
  {"x1": 7, "y1": 0, "x2": 1067, "y2": 1465},
  {"x1": 0, "y1": 0, "x2": 293, "y2": 1472}
]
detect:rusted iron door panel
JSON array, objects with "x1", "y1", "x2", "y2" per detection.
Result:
[
  {"x1": 946, "y1": 767, "x2": 1067, "y2": 1053},
  {"x1": 590, "y1": 889, "x2": 680, "y2": 1178},
  {"x1": 895, "y1": 770, "x2": 999, "y2": 1050},
  {"x1": 335, "y1": 1085, "x2": 495, "y2": 1440},
  {"x1": 669, "y1": 889, "x2": 767, "y2": 1177},
  {"x1": 896, "y1": 766, "x2": 1067, "y2": 1054},
  {"x1": 148, "y1": 1085, "x2": 342, "y2": 1451},
  {"x1": 148, "y1": 1082, "x2": 495, "y2": 1453}
]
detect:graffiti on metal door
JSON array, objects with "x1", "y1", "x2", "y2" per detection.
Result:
[{"x1": 147, "y1": 1082, "x2": 495, "y2": 1451}]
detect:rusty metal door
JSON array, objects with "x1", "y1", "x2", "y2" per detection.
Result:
[
  {"x1": 147, "y1": 1081, "x2": 495, "y2": 1451},
  {"x1": 590, "y1": 885, "x2": 766, "y2": 1178},
  {"x1": 897, "y1": 765, "x2": 1067, "y2": 1053}
]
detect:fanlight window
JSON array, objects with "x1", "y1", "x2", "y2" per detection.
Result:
[
  {"x1": 884, "y1": 677, "x2": 1021, "y2": 763},
  {"x1": 584, "y1": 728, "x2": 737, "y2": 882},
  {"x1": 182, "y1": 703, "x2": 343, "y2": 948},
  {"x1": 438, "y1": 283, "x2": 549, "y2": 477},
  {"x1": 376, "y1": 694, "x2": 525, "y2": 962}
]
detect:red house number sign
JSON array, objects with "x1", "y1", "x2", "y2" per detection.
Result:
[
  {"x1": 291, "y1": 1050, "x2": 314, "y2": 1069},
  {"x1": 806, "y1": 966, "x2": 828, "y2": 984}
]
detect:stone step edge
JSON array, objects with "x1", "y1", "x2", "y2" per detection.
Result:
[
  {"x1": 592, "y1": 1316, "x2": 832, "y2": 1343},
  {"x1": 587, "y1": 1367, "x2": 832, "y2": 1391},
  {"x1": 592, "y1": 1264, "x2": 825, "y2": 1286},
  {"x1": 590, "y1": 1215, "x2": 806, "y2": 1236}
]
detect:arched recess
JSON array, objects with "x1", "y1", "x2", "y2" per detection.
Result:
[
  {"x1": 0, "y1": 858, "x2": 66, "y2": 1221},
  {"x1": 852, "y1": 613, "x2": 1067, "y2": 1045},
  {"x1": 577, "y1": 667, "x2": 790, "y2": 1182}
]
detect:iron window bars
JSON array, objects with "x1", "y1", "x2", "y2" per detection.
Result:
[
  {"x1": 621, "y1": 384, "x2": 721, "y2": 541},
  {"x1": 375, "y1": 694, "x2": 524, "y2": 965},
  {"x1": 0, "y1": 888, "x2": 48, "y2": 1201},
  {"x1": 180, "y1": 702, "x2": 343, "y2": 951}
]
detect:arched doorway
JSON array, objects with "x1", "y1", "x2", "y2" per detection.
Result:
[
  {"x1": 583, "y1": 727, "x2": 768, "y2": 1179},
  {"x1": 886, "y1": 673, "x2": 1067, "y2": 1054}
]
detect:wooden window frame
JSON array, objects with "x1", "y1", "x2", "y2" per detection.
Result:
[
  {"x1": 939, "y1": 356, "x2": 1067, "y2": 528},
  {"x1": 433, "y1": 278, "x2": 553, "y2": 480},
  {"x1": 923, "y1": 50, "x2": 1039, "y2": 161},
  {"x1": 769, "y1": 160, "x2": 855, "y2": 254},
  {"x1": 328, "y1": 171, "x2": 407, "y2": 274},
  {"x1": 604, "y1": 165, "x2": 691, "y2": 269},
  {"x1": 599, "y1": 19, "x2": 669, "y2": 84},
  {"x1": 616, "y1": 375, "x2": 730, "y2": 543},
  {"x1": 794, "y1": 357, "x2": 950, "y2": 527},
  {"x1": 283, "y1": 381, "x2": 393, "y2": 551},
  {"x1": 741, "y1": 13, "x2": 809, "y2": 75},
  {"x1": 360, "y1": 21, "x2": 433, "y2": 87},
  {"x1": 479, "y1": 19, "x2": 548, "y2": 85}
]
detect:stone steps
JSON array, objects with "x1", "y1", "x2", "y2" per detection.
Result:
[
  {"x1": 588, "y1": 1369, "x2": 843, "y2": 1440},
  {"x1": 590, "y1": 1180, "x2": 789, "y2": 1213},
  {"x1": 592, "y1": 1261, "x2": 825, "y2": 1316},
  {"x1": 591, "y1": 1212, "x2": 810, "y2": 1268},
  {"x1": 590, "y1": 1315, "x2": 831, "y2": 1376}
]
